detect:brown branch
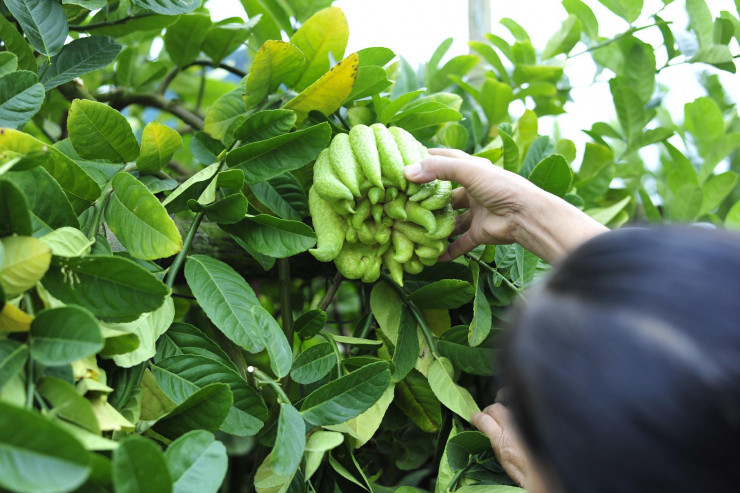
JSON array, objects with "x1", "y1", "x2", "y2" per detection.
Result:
[
  {"x1": 97, "y1": 90, "x2": 204, "y2": 130},
  {"x1": 317, "y1": 271, "x2": 344, "y2": 311}
]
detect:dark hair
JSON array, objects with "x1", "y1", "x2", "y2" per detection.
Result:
[{"x1": 504, "y1": 228, "x2": 740, "y2": 493}]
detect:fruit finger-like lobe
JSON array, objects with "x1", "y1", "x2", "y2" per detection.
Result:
[
  {"x1": 385, "y1": 195, "x2": 408, "y2": 221},
  {"x1": 420, "y1": 180, "x2": 452, "y2": 210},
  {"x1": 409, "y1": 180, "x2": 439, "y2": 202},
  {"x1": 349, "y1": 124, "x2": 384, "y2": 189},
  {"x1": 368, "y1": 187, "x2": 384, "y2": 205},
  {"x1": 407, "y1": 143, "x2": 432, "y2": 196},
  {"x1": 352, "y1": 198, "x2": 372, "y2": 230},
  {"x1": 329, "y1": 132, "x2": 363, "y2": 198},
  {"x1": 362, "y1": 256, "x2": 382, "y2": 283},
  {"x1": 372, "y1": 123, "x2": 407, "y2": 190},
  {"x1": 333, "y1": 199, "x2": 356, "y2": 216},
  {"x1": 375, "y1": 223, "x2": 391, "y2": 245},
  {"x1": 335, "y1": 244, "x2": 372, "y2": 279},
  {"x1": 404, "y1": 256, "x2": 424, "y2": 274},
  {"x1": 308, "y1": 186, "x2": 347, "y2": 262},
  {"x1": 314, "y1": 149, "x2": 354, "y2": 202},
  {"x1": 385, "y1": 187, "x2": 399, "y2": 202},
  {"x1": 429, "y1": 207, "x2": 456, "y2": 240},
  {"x1": 372, "y1": 204, "x2": 384, "y2": 223},
  {"x1": 391, "y1": 230, "x2": 414, "y2": 263},
  {"x1": 383, "y1": 251, "x2": 404, "y2": 286},
  {"x1": 406, "y1": 201, "x2": 436, "y2": 234},
  {"x1": 390, "y1": 126, "x2": 423, "y2": 165},
  {"x1": 345, "y1": 223, "x2": 358, "y2": 243},
  {"x1": 358, "y1": 221, "x2": 377, "y2": 245},
  {"x1": 393, "y1": 221, "x2": 427, "y2": 245}
]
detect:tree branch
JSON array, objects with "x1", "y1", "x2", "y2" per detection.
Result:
[
  {"x1": 317, "y1": 271, "x2": 343, "y2": 311},
  {"x1": 98, "y1": 90, "x2": 204, "y2": 130},
  {"x1": 69, "y1": 13, "x2": 157, "y2": 32}
]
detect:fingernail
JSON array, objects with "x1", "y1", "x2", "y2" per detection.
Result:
[{"x1": 405, "y1": 163, "x2": 421, "y2": 178}]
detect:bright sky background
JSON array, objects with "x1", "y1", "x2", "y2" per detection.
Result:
[{"x1": 212, "y1": 0, "x2": 740, "y2": 159}]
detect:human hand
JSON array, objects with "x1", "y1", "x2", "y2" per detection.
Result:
[
  {"x1": 404, "y1": 148, "x2": 609, "y2": 263},
  {"x1": 472, "y1": 403, "x2": 534, "y2": 489}
]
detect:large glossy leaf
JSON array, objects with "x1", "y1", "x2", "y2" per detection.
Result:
[
  {"x1": 245, "y1": 41, "x2": 307, "y2": 109},
  {"x1": 0, "y1": 402, "x2": 90, "y2": 493},
  {"x1": 104, "y1": 297, "x2": 175, "y2": 368},
  {"x1": 132, "y1": 0, "x2": 203, "y2": 14},
  {"x1": 42, "y1": 255, "x2": 169, "y2": 321},
  {"x1": 239, "y1": 0, "x2": 290, "y2": 45},
  {"x1": 467, "y1": 263, "x2": 492, "y2": 348},
  {"x1": 152, "y1": 354, "x2": 268, "y2": 436},
  {"x1": 428, "y1": 357, "x2": 480, "y2": 422},
  {"x1": 300, "y1": 361, "x2": 391, "y2": 426},
  {"x1": 204, "y1": 87, "x2": 246, "y2": 141},
  {"x1": 0, "y1": 71, "x2": 45, "y2": 129},
  {"x1": 113, "y1": 436, "x2": 172, "y2": 493},
  {"x1": 611, "y1": 83, "x2": 645, "y2": 145},
  {"x1": 164, "y1": 13, "x2": 211, "y2": 67},
  {"x1": 542, "y1": 14, "x2": 582, "y2": 59},
  {"x1": 7, "y1": 167, "x2": 79, "y2": 236},
  {"x1": 528, "y1": 154, "x2": 572, "y2": 197},
  {"x1": 203, "y1": 17, "x2": 260, "y2": 63},
  {"x1": 233, "y1": 109, "x2": 297, "y2": 143},
  {"x1": 68, "y1": 99, "x2": 140, "y2": 162},
  {"x1": 0, "y1": 235, "x2": 51, "y2": 297},
  {"x1": 5, "y1": 0, "x2": 68, "y2": 56},
  {"x1": 165, "y1": 430, "x2": 228, "y2": 493},
  {"x1": 0, "y1": 339, "x2": 28, "y2": 390},
  {"x1": 250, "y1": 174, "x2": 308, "y2": 221},
  {"x1": 700, "y1": 171, "x2": 738, "y2": 216},
  {"x1": 156, "y1": 322, "x2": 237, "y2": 371},
  {"x1": 136, "y1": 122, "x2": 183, "y2": 174},
  {"x1": 271, "y1": 404, "x2": 305, "y2": 476},
  {"x1": 222, "y1": 215, "x2": 316, "y2": 258},
  {"x1": 0, "y1": 129, "x2": 100, "y2": 213},
  {"x1": 153, "y1": 383, "x2": 233, "y2": 439},
  {"x1": 30, "y1": 305, "x2": 103, "y2": 365},
  {"x1": 290, "y1": 343, "x2": 336, "y2": 384},
  {"x1": 0, "y1": 179, "x2": 32, "y2": 237},
  {"x1": 37, "y1": 377, "x2": 100, "y2": 433},
  {"x1": 41, "y1": 36, "x2": 122, "y2": 90},
  {"x1": 685, "y1": 96, "x2": 724, "y2": 154},
  {"x1": 283, "y1": 53, "x2": 359, "y2": 124},
  {"x1": 251, "y1": 304, "x2": 293, "y2": 378},
  {"x1": 162, "y1": 162, "x2": 220, "y2": 213},
  {"x1": 392, "y1": 308, "x2": 419, "y2": 382},
  {"x1": 106, "y1": 173, "x2": 183, "y2": 260},
  {"x1": 226, "y1": 123, "x2": 331, "y2": 183},
  {"x1": 294, "y1": 309, "x2": 327, "y2": 339},
  {"x1": 0, "y1": 16, "x2": 36, "y2": 72},
  {"x1": 184, "y1": 255, "x2": 266, "y2": 353},
  {"x1": 439, "y1": 327, "x2": 496, "y2": 376},
  {"x1": 408, "y1": 280, "x2": 474, "y2": 309},
  {"x1": 289, "y1": 7, "x2": 349, "y2": 91},
  {"x1": 324, "y1": 384, "x2": 395, "y2": 447},
  {"x1": 395, "y1": 370, "x2": 442, "y2": 433}
]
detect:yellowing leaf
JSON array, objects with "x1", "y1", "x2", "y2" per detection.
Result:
[
  {"x1": 0, "y1": 236, "x2": 51, "y2": 297},
  {"x1": 289, "y1": 7, "x2": 349, "y2": 91},
  {"x1": 427, "y1": 357, "x2": 480, "y2": 422},
  {"x1": 137, "y1": 122, "x2": 183, "y2": 174},
  {"x1": 245, "y1": 40, "x2": 307, "y2": 109},
  {"x1": 0, "y1": 303, "x2": 33, "y2": 332},
  {"x1": 324, "y1": 384, "x2": 394, "y2": 447},
  {"x1": 283, "y1": 52, "x2": 359, "y2": 124}
]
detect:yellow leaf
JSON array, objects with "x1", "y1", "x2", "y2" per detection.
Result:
[
  {"x1": 245, "y1": 40, "x2": 307, "y2": 109},
  {"x1": 289, "y1": 7, "x2": 349, "y2": 91},
  {"x1": 0, "y1": 236, "x2": 51, "y2": 297},
  {"x1": 0, "y1": 303, "x2": 33, "y2": 332},
  {"x1": 283, "y1": 52, "x2": 359, "y2": 125}
]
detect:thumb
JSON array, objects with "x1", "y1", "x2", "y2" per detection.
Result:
[{"x1": 404, "y1": 155, "x2": 488, "y2": 188}]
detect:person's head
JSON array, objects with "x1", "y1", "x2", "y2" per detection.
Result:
[{"x1": 504, "y1": 227, "x2": 740, "y2": 493}]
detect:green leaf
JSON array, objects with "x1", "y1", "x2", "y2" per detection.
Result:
[
  {"x1": 0, "y1": 179, "x2": 32, "y2": 236},
  {"x1": 0, "y1": 129, "x2": 101, "y2": 213},
  {"x1": 245, "y1": 41, "x2": 307, "y2": 109},
  {"x1": 164, "y1": 13, "x2": 211, "y2": 67},
  {"x1": 87, "y1": 13, "x2": 178, "y2": 38},
  {"x1": 617, "y1": 39, "x2": 656, "y2": 104},
  {"x1": 468, "y1": 263, "x2": 492, "y2": 347},
  {"x1": 271, "y1": 404, "x2": 306, "y2": 476},
  {"x1": 392, "y1": 308, "x2": 419, "y2": 382},
  {"x1": 576, "y1": 142, "x2": 614, "y2": 202},
  {"x1": 6, "y1": 167, "x2": 79, "y2": 236},
  {"x1": 407, "y1": 280, "x2": 474, "y2": 309},
  {"x1": 700, "y1": 171, "x2": 737, "y2": 216},
  {"x1": 0, "y1": 339, "x2": 28, "y2": 391},
  {"x1": 724, "y1": 200, "x2": 740, "y2": 229},
  {"x1": 0, "y1": 53, "x2": 16, "y2": 77},
  {"x1": 184, "y1": 254, "x2": 268, "y2": 353},
  {"x1": 585, "y1": 195, "x2": 632, "y2": 224},
  {"x1": 233, "y1": 109, "x2": 297, "y2": 143},
  {"x1": 203, "y1": 18, "x2": 259, "y2": 64},
  {"x1": 290, "y1": 343, "x2": 336, "y2": 384},
  {"x1": 395, "y1": 370, "x2": 442, "y2": 433},
  {"x1": 188, "y1": 193, "x2": 248, "y2": 224},
  {"x1": 132, "y1": 0, "x2": 203, "y2": 14},
  {"x1": 687, "y1": 0, "x2": 714, "y2": 48},
  {"x1": 324, "y1": 384, "x2": 395, "y2": 448},
  {"x1": 597, "y1": 0, "x2": 643, "y2": 23},
  {"x1": 345, "y1": 65, "x2": 391, "y2": 102},
  {"x1": 152, "y1": 354, "x2": 268, "y2": 436},
  {"x1": 289, "y1": 7, "x2": 349, "y2": 91},
  {"x1": 204, "y1": 87, "x2": 248, "y2": 142},
  {"x1": 439, "y1": 327, "x2": 496, "y2": 376},
  {"x1": 156, "y1": 322, "x2": 237, "y2": 371},
  {"x1": 500, "y1": 18, "x2": 530, "y2": 41},
  {"x1": 165, "y1": 431, "x2": 228, "y2": 493},
  {"x1": 222, "y1": 215, "x2": 316, "y2": 258},
  {"x1": 0, "y1": 235, "x2": 51, "y2": 297},
  {"x1": 611, "y1": 83, "x2": 646, "y2": 145},
  {"x1": 428, "y1": 357, "x2": 480, "y2": 422},
  {"x1": 68, "y1": 99, "x2": 140, "y2": 162},
  {"x1": 41, "y1": 36, "x2": 122, "y2": 90},
  {"x1": 105, "y1": 297, "x2": 175, "y2": 367},
  {"x1": 5, "y1": 0, "x2": 68, "y2": 56},
  {"x1": 106, "y1": 173, "x2": 183, "y2": 260},
  {"x1": 0, "y1": 16, "x2": 36, "y2": 72},
  {"x1": 250, "y1": 174, "x2": 309, "y2": 221},
  {"x1": 239, "y1": 0, "x2": 290, "y2": 45},
  {"x1": 251, "y1": 304, "x2": 293, "y2": 378},
  {"x1": 0, "y1": 402, "x2": 91, "y2": 493},
  {"x1": 294, "y1": 309, "x2": 328, "y2": 339},
  {"x1": 528, "y1": 154, "x2": 573, "y2": 197},
  {"x1": 153, "y1": 383, "x2": 233, "y2": 439},
  {"x1": 542, "y1": 15, "x2": 582, "y2": 59},
  {"x1": 39, "y1": 227, "x2": 93, "y2": 257},
  {"x1": 500, "y1": 131, "x2": 520, "y2": 173},
  {"x1": 283, "y1": 53, "x2": 360, "y2": 124},
  {"x1": 691, "y1": 44, "x2": 736, "y2": 72},
  {"x1": 137, "y1": 122, "x2": 183, "y2": 174},
  {"x1": 37, "y1": 376, "x2": 100, "y2": 433},
  {"x1": 30, "y1": 305, "x2": 103, "y2": 365},
  {"x1": 300, "y1": 361, "x2": 391, "y2": 426},
  {"x1": 685, "y1": 96, "x2": 725, "y2": 154},
  {"x1": 113, "y1": 436, "x2": 172, "y2": 493},
  {"x1": 0, "y1": 71, "x2": 45, "y2": 129},
  {"x1": 428, "y1": 55, "x2": 480, "y2": 93},
  {"x1": 563, "y1": 0, "x2": 599, "y2": 39},
  {"x1": 162, "y1": 162, "x2": 220, "y2": 213},
  {"x1": 42, "y1": 255, "x2": 169, "y2": 322},
  {"x1": 468, "y1": 41, "x2": 510, "y2": 86}
]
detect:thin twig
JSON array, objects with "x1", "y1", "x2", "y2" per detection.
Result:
[
  {"x1": 69, "y1": 13, "x2": 157, "y2": 32},
  {"x1": 97, "y1": 90, "x2": 204, "y2": 130},
  {"x1": 165, "y1": 211, "x2": 205, "y2": 289},
  {"x1": 317, "y1": 271, "x2": 343, "y2": 311}
]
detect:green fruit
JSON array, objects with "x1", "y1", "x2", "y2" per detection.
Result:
[
  {"x1": 308, "y1": 186, "x2": 346, "y2": 262},
  {"x1": 329, "y1": 132, "x2": 363, "y2": 198}
]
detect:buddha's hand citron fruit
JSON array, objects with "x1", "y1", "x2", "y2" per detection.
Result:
[{"x1": 308, "y1": 124, "x2": 455, "y2": 286}]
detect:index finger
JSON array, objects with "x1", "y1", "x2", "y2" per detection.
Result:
[{"x1": 404, "y1": 155, "x2": 491, "y2": 189}]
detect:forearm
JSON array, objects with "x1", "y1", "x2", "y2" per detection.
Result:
[{"x1": 511, "y1": 190, "x2": 609, "y2": 264}]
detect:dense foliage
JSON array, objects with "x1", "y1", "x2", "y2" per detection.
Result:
[{"x1": 0, "y1": 0, "x2": 739, "y2": 492}]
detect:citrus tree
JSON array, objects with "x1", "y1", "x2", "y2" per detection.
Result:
[{"x1": 1, "y1": 0, "x2": 739, "y2": 492}]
